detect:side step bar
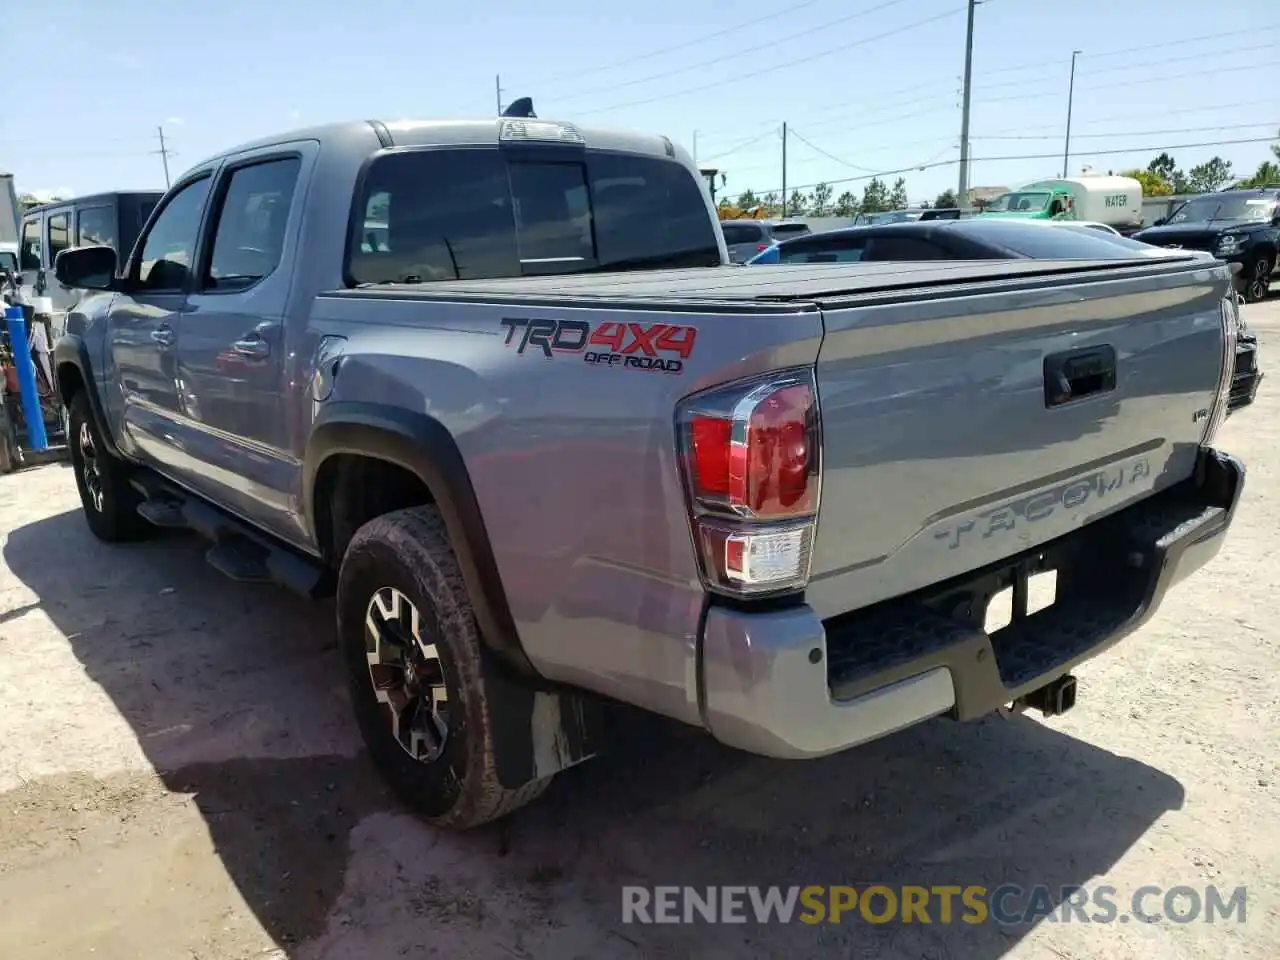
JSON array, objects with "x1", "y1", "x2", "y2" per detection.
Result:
[{"x1": 129, "y1": 474, "x2": 334, "y2": 599}]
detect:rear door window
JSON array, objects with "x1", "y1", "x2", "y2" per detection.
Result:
[
  {"x1": 721, "y1": 223, "x2": 762, "y2": 245},
  {"x1": 348, "y1": 147, "x2": 720, "y2": 284},
  {"x1": 863, "y1": 235, "x2": 952, "y2": 261},
  {"x1": 47, "y1": 212, "x2": 71, "y2": 265},
  {"x1": 77, "y1": 205, "x2": 118, "y2": 250},
  {"x1": 779, "y1": 235, "x2": 868, "y2": 263},
  {"x1": 19, "y1": 217, "x2": 41, "y2": 270}
]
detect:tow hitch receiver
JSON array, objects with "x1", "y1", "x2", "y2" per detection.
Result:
[{"x1": 1018, "y1": 674, "x2": 1078, "y2": 717}]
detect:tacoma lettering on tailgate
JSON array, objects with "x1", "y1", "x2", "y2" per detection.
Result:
[
  {"x1": 934, "y1": 458, "x2": 1151, "y2": 551},
  {"x1": 500, "y1": 318, "x2": 696, "y2": 374}
]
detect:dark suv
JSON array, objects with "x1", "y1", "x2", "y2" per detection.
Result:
[{"x1": 1133, "y1": 187, "x2": 1279, "y2": 302}]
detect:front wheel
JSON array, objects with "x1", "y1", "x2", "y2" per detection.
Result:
[
  {"x1": 336, "y1": 505, "x2": 551, "y2": 829},
  {"x1": 66, "y1": 392, "x2": 149, "y2": 542},
  {"x1": 1241, "y1": 254, "x2": 1274, "y2": 304}
]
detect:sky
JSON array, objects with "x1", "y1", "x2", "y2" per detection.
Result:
[{"x1": 5, "y1": 0, "x2": 1278, "y2": 206}]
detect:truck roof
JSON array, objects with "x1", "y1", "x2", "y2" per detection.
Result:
[
  {"x1": 339, "y1": 255, "x2": 1207, "y2": 310},
  {"x1": 188, "y1": 117, "x2": 685, "y2": 173}
]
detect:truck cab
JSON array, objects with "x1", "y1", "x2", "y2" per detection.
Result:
[
  {"x1": 980, "y1": 176, "x2": 1144, "y2": 234},
  {"x1": 16, "y1": 191, "x2": 163, "y2": 338}
]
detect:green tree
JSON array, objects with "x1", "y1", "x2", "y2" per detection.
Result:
[
  {"x1": 761, "y1": 192, "x2": 780, "y2": 217},
  {"x1": 1237, "y1": 160, "x2": 1280, "y2": 189},
  {"x1": 887, "y1": 177, "x2": 908, "y2": 209},
  {"x1": 860, "y1": 177, "x2": 890, "y2": 213},
  {"x1": 786, "y1": 189, "x2": 808, "y2": 216},
  {"x1": 1121, "y1": 168, "x2": 1172, "y2": 196},
  {"x1": 934, "y1": 188, "x2": 958, "y2": 209},
  {"x1": 809, "y1": 182, "x2": 833, "y2": 215},
  {"x1": 1187, "y1": 157, "x2": 1233, "y2": 193},
  {"x1": 1147, "y1": 153, "x2": 1189, "y2": 193},
  {"x1": 736, "y1": 189, "x2": 760, "y2": 210},
  {"x1": 833, "y1": 191, "x2": 859, "y2": 216}
]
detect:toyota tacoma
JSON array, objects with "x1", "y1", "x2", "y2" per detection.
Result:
[{"x1": 53, "y1": 111, "x2": 1246, "y2": 829}]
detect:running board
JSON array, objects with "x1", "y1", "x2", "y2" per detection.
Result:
[{"x1": 129, "y1": 473, "x2": 334, "y2": 598}]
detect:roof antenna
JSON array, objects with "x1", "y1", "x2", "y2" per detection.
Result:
[{"x1": 501, "y1": 97, "x2": 536, "y2": 119}]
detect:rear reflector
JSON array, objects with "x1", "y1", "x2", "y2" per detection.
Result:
[{"x1": 678, "y1": 369, "x2": 821, "y2": 597}]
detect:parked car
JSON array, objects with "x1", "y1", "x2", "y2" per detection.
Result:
[
  {"x1": 16, "y1": 191, "x2": 164, "y2": 338},
  {"x1": 852, "y1": 207, "x2": 963, "y2": 226},
  {"x1": 720, "y1": 218, "x2": 810, "y2": 261},
  {"x1": 54, "y1": 110, "x2": 1244, "y2": 830},
  {"x1": 748, "y1": 217, "x2": 1262, "y2": 413},
  {"x1": 1133, "y1": 187, "x2": 1280, "y2": 303}
]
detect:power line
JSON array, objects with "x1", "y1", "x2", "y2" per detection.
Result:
[
  {"x1": 975, "y1": 25, "x2": 1277, "y2": 78},
  {"x1": 523, "y1": 0, "x2": 829, "y2": 90},
  {"x1": 975, "y1": 122, "x2": 1279, "y2": 142},
  {"x1": 571, "y1": 5, "x2": 964, "y2": 116},
  {"x1": 551, "y1": 0, "x2": 915, "y2": 104},
  {"x1": 788, "y1": 129, "x2": 884, "y2": 173},
  {"x1": 975, "y1": 43, "x2": 1278, "y2": 92},
  {"x1": 972, "y1": 60, "x2": 1275, "y2": 107},
  {"x1": 732, "y1": 136, "x2": 1279, "y2": 195},
  {"x1": 699, "y1": 128, "x2": 781, "y2": 162}
]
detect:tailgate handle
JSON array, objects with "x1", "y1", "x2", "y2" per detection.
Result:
[{"x1": 1044, "y1": 345, "x2": 1116, "y2": 407}]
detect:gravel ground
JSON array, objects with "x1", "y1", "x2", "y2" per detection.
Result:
[{"x1": 0, "y1": 299, "x2": 1276, "y2": 960}]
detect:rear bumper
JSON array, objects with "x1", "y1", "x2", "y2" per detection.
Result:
[{"x1": 699, "y1": 447, "x2": 1245, "y2": 759}]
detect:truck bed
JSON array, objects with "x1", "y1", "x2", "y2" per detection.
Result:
[{"x1": 339, "y1": 255, "x2": 1208, "y2": 309}]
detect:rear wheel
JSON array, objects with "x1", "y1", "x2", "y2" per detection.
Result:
[
  {"x1": 66, "y1": 392, "x2": 149, "y2": 542},
  {"x1": 1242, "y1": 253, "x2": 1274, "y2": 303},
  {"x1": 336, "y1": 505, "x2": 550, "y2": 828}
]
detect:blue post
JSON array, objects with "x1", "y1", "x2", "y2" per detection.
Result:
[{"x1": 4, "y1": 305, "x2": 49, "y2": 452}]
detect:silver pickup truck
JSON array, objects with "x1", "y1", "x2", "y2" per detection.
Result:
[{"x1": 52, "y1": 112, "x2": 1245, "y2": 829}]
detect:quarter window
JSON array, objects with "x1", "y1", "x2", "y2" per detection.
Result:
[
  {"x1": 77, "y1": 206, "x2": 118, "y2": 251},
  {"x1": 19, "y1": 218, "x2": 41, "y2": 270}
]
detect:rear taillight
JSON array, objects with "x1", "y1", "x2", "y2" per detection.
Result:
[
  {"x1": 677, "y1": 369, "x2": 821, "y2": 597},
  {"x1": 1202, "y1": 295, "x2": 1239, "y2": 445},
  {"x1": 756, "y1": 244, "x2": 769, "y2": 252}
]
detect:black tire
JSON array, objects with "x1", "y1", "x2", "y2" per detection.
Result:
[
  {"x1": 66, "y1": 391, "x2": 150, "y2": 542},
  {"x1": 336, "y1": 504, "x2": 550, "y2": 829},
  {"x1": 1242, "y1": 253, "x2": 1274, "y2": 304}
]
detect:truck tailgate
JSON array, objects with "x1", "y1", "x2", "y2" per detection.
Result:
[{"x1": 806, "y1": 264, "x2": 1229, "y2": 619}]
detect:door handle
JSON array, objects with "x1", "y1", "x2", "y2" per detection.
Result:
[
  {"x1": 1044, "y1": 345, "x2": 1117, "y2": 407},
  {"x1": 232, "y1": 335, "x2": 271, "y2": 360},
  {"x1": 151, "y1": 325, "x2": 176, "y2": 347}
]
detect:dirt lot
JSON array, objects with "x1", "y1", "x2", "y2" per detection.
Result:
[{"x1": 0, "y1": 300, "x2": 1277, "y2": 960}]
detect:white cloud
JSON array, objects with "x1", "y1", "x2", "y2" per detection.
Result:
[{"x1": 165, "y1": 116, "x2": 185, "y2": 127}]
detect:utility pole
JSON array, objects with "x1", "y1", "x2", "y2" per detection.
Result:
[
  {"x1": 155, "y1": 126, "x2": 171, "y2": 188},
  {"x1": 1062, "y1": 50, "x2": 1082, "y2": 177},
  {"x1": 957, "y1": 0, "x2": 977, "y2": 207},
  {"x1": 495, "y1": 75, "x2": 503, "y2": 114},
  {"x1": 781, "y1": 122, "x2": 788, "y2": 217}
]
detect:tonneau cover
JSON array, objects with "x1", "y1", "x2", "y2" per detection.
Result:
[{"x1": 339, "y1": 255, "x2": 1206, "y2": 308}]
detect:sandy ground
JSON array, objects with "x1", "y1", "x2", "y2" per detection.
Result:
[{"x1": 0, "y1": 300, "x2": 1277, "y2": 960}]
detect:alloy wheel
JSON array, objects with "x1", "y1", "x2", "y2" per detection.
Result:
[{"x1": 364, "y1": 586, "x2": 450, "y2": 763}]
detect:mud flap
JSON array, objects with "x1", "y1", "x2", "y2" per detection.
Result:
[{"x1": 482, "y1": 649, "x2": 605, "y2": 788}]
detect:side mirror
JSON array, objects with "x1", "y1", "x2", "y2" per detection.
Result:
[
  {"x1": 54, "y1": 246, "x2": 118, "y2": 291},
  {"x1": 1153, "y1": 217, "x2": 1167, "y2": 226}
]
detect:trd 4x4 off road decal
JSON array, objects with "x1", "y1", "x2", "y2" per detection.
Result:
[{"x1": 499, "y1": 318, "x2": 696, "y2": 374}]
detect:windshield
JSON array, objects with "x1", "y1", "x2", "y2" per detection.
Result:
[
  {"x1": 984, "y1": 191, "x2": 1051, "y2": 213},
  {"x1": 347, "y1": 147, "x2": 721, "y2": 284},
  {"x1": 1167, "y1": 194, "x2": 1277, "y2": 224}
]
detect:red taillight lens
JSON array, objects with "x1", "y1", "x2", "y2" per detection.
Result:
[
  {"x1": 686, "y1": 383, "x2": 816, "y2": 518},
  {"x1": 756, "y1": 243, "x2": 768, "y2": 252},
  {"x1": 678, "y1": 370, "x2": 821, "y2": 597}
]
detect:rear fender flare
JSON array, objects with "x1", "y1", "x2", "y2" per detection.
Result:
[{"x1": 303, "y1": 402, "x2": 535, "y2": 678}]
